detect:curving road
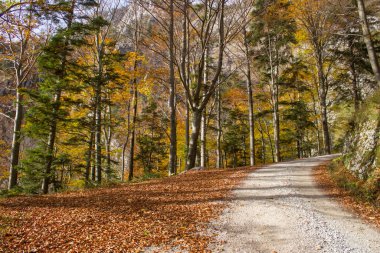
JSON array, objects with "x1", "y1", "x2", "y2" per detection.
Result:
[{"x1": 210, "y1": 155, "x2": 380, "y2": 253}]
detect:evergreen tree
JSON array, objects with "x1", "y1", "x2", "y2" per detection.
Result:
[
  {"x1": 250, "y1": 0, "x2": 297, "y2": 162},
  {"x1": 136, "y1": 101, "x2": 168, "y2": 174},
  {"x1": 21, "y1": 0, "x2": 98, "y2": 193}
]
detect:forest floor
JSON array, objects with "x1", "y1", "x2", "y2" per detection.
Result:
[
  {"x1": 209, "y1": 155, "x2": 380, "y2": 253},
  {"x1": 1, "y1": 156, "x2": 379, "y2": 253},
  {"x1": 0, "y1": 167, "x2": 256, "y2": 252}
]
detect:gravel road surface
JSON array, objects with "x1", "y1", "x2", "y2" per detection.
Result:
[{"x1": 210, "y1": 155, "x2": 380, "y2": 253}]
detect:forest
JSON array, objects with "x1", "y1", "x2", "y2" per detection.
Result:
[{"x1": 0, "y1": 0, "x2": 379, "y2": 194}]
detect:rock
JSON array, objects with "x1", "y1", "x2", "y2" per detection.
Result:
[{"x1": 190, "y1": 166, "x2": 206, "y2": 171}]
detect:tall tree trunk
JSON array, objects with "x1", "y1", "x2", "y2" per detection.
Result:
[
  {"x1": 268, "y1": 36, "x2": 280, "y2": 162},
  {"x1": 85, "y1": 110, "x2": 96, "y2": 182},
  {"x1": 182, "y1": 0, "x2": 190, "y2": 166},
  {"x1": 42, "y1": 91, "x2": 61, "y2": 194},
  {"x1": 105, "y1": 138, "x2": 111, "y2": 179},
  {"x1": 168, "y1": 0, "x2": 177, "y2": 175},
  {"x1": 357, "y1": 0, "x2": 380, "y2": 86},
  {"x1": 94, "y1": 28, "x2": 105, "y2": 183},
  {"x1": 311, "y1": 93, "x2": 322, "y2": 155},
  {"x1": 128, "y1": 76, "x2": 138, "y2": 181},
  {"x1": 200, "y1": 47, "x2": 209, "y2": 168},
  {"x1": 186, "y1": 109, "x2": 202, "y2": 169},
  {"x1": 264, "y1": 118, "x2": 275, "y2": 162},
  {"x1": 320, "y1": 94, "x2": 331, "y2": 154},
  {"x1": 315, "y1": 49, "x2": 331, "y2": 155},
  {"x1": 95, "y1": 75, "x2": 102, "y2": 183},
  {"x1": 121, "y1": 141, "x2": 128, "y2": 181},
  {"x1": 200, "y1": 109, "x2": 206, "y2": 167},
  {"x1": 121, "y1": 100, "x2": 131, "y2": 182},
  {"x1": 243, "y1": 26, "x2": 255, "y2": 166},
  {"x1": 259, "y1": 126, "x2": 266, "y2": 164},
  {"x1": 185, "y1": 103, "x2": 190, "y2": 159},
  {"x1": 216, "y1": 85, "x2": 222, "y2": 168},
  {"x1": 8, "y1": 91, "x2": 23, "y2": 189},
  {"x1": 104, "y1": 102, "x2": 112, "y2": 179}
]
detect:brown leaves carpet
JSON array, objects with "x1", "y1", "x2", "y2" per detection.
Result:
[
  {"x1": 314, "y1": 165, "x2": 380, "y2": 229},
  {"x1": 0, "y1": 168, "x2": 255, "y2": 253}
]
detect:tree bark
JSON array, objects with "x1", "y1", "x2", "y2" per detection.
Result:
[
  {"x1": 95, "y1": 66, "x2": 102, "y2": 183},
  {"x1": 85, "y1": 110, "x2": 96, "y2": 182},
  {"x1": 216, "y1": 85, "x2": 222, "y2": 168},
  {"x1": 8, "y1": 91, "x2": 23, "y2": 189},
  {"x1": 104, "y1": 102, "x2": 112, "y2": 179},
  {"x1": 200, "y1": 47, "x2": 209, "y2": 168},
  {"x1": 314, "y1": 45, "x2": 331, "y2": 155},
  {"x1": 268, "y1": 36, "x2": 281, "y2": 162},
  {"x1": 128, "y1": 75, "x2": 138, "y2": 181},
  {"x1": 168, "y1": 0, "x2": 177, "y2": 175},
  {"x1": 186, "y1": 109, "x2": 202, "y2": 170},
  {"x1": 243, "y1": 26, "x2": 255, "y2": 166},
  {"x1": 42, "y1": 91, "x2": 61, "y2": 194}
]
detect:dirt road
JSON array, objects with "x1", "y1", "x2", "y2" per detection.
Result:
[{"x1": 210, "y1": 155, "x2": 380, "y2": 253}]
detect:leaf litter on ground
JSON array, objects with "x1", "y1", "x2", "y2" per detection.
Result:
[{"x1": 0, "y1": 167, "x2": 256, "y2": 253}]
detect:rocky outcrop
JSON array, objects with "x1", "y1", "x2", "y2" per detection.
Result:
[{"x1": 343, "y1": 92, "x2": 380, "y2": 179}]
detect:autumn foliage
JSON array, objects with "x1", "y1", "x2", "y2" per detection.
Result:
[{"x1": 0, "y1": 168, "x2": 255, "y2": 252}]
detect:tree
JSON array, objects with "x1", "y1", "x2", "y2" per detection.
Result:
[
  {"x1": 136, "y1": 101, "x2": 168, "y2": 173},
  {"x1": 168, "y1": 0, "x2": 177, "y2": 175},
  {"x1": 0, "y1": 2, "x2": 40, "y2": 189},
  {"x1": 242, "y1": 25, "x2": 256, "y2": 166},
  {"x1": 181, "y1": 0, "x2": 227, "y2": 170},
  {"x1": 356, "y1": 0, "x2": 380, "y2": 86},
  {"x1": 250, "y1": 0, "x2": 296, "y2": 162},
  {"x1": 292, "y1": 0, "x2": 341, "y2": 154},
  {"x1": 90, "y1": 0, "x2": 121, "y2": 183},
  {"x1": 22, "y1": 0, "x2": 98, "y2": 193}
]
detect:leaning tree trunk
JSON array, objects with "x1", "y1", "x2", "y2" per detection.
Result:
[
  {"x1": 357, "y1": 0, "x2": 380, "y2": 86},
  {"x1": 8, "y1": 91, "x2": 23, "y2": 189}
]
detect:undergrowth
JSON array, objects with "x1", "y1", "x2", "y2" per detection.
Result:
[{"x1": 328, "y1": 160, "x2": 380, "y2": 207}]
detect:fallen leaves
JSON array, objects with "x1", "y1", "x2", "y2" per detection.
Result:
[
  {"x1": 0, "y1": 168, "x2": 255, "y2": 252},
  {"x1": 314, "y1": 165, "x2": 380, "y2": 229}
]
